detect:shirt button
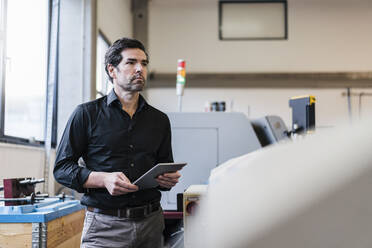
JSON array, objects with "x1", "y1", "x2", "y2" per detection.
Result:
[
  {"x1": 130, "y1": 163, "x2": 134, "y2": 167},
  {"x1": 129, "y1": 144, "x2": 134, "y2": 149}
]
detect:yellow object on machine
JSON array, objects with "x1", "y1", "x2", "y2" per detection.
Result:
[{"x1": 183, "y1": 185, "x2": 207, "y2": 248}]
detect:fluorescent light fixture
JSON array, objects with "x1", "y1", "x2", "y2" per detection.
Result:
[{"x1": 219, "y1": 0, "x2": 288, "y2": 40}]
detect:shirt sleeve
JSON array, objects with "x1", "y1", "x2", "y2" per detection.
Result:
[
  {"x1": 53, "y1": 105, "x2": 91, "y2": 193},
  {"x1": 156, "y1": 115, "x2": 174, "y2": 191},
  {"x1": 156, "y1": 115, "x2": 174, "y2": 164}
]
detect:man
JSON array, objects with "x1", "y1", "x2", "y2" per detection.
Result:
[{"x1": 54, "y1": 37, "x2": 181, "y2": 248}]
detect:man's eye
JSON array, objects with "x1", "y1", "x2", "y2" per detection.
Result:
[
  {"x1": 142, "y1": 62, "x2": 148, "y2": 66},
  {"x1": 126, "y1": 61, "x2": 134, "y2": 64}
]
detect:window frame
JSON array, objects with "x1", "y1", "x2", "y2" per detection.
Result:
[
  {"x1": 0, "y1": 0, "x2": 57, "y2": 147},
  {"x1": 96, "y1": 30, "x2": 111, "y2": 99}
]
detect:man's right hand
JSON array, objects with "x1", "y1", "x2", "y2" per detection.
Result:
[
  {"x1": 83, "y1": 171, "x2": 139, "y2": 196},
  {"x1": 103, "y1": 172, "x2": 139, "y2": 196}
]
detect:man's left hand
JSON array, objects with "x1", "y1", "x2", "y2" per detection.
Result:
[{"x1": 156, "y1": 171, "x2": 181, "y2": 189}]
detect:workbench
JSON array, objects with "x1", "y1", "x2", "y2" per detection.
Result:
[{"x1": 0, "y1": 198, "x2": 84, "y2": 248}]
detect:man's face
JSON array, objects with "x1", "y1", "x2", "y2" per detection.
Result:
[{"x1": 108, "y1": 48, "x2": 148, "y2": 92}]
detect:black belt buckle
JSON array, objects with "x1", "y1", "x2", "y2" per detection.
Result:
[
  {"x1": 125, "y1": 206, "x2": 147, "y2": 218},
  {"x1": 124, "y1": 203, "x2": 160, "y2": 218}
]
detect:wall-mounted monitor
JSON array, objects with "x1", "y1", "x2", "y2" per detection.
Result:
[{"x1": 219, "y1": 0, "x2": 288, "y2": 40}]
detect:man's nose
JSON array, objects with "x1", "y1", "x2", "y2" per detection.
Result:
[{"x1": 135, "y1": 63, "x2": 143, "y2": 73}]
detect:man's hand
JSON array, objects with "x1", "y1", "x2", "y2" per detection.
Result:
[
  {"x1": 83, "y1": 171, "x2": 138, "y2": 196},
  {"x1": 156, "y1": 171, "x2": 181, "y2": 189},
  {"x1": 102, "y1": 172, "x2": 138, "y2": 196}
]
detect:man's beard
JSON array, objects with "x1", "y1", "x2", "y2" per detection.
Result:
[{"x1": 123, "y1": 76, "x2": 145, "y2": 92}]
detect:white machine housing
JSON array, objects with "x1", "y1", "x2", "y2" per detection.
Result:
[{"x1": 161, "y1": 112, "x2": 262, "y2": 210}]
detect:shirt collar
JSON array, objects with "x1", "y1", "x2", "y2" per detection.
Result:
[
  {"x1": 106, "y1": 89, "x2": 147, "y2": 112},
  {"x1": 137, "y1": 94, "x2": 147, "y2": 112},
  {"x1": 107, "y1": 89, "x2": 118, "y2": 106}
]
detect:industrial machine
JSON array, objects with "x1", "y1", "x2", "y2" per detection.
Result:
[
  {"x1": 251, "y1": 115, "x2": 289, "y2": 147},
  {"x1": 160, "y1": 95, "x2": 316, "y2": 247},
  {"x1": 185, "y1": 118, "x2": 372, "y2": 248},
  {"x1": 183, "y1": 185, "x2": 208, "y2": 248},
  {"x1": 163, "y1": 95, "x2": 316, "y2": 210},
  {"x1": 165, "y1": 96, "x2": 315, "y2": 212},
  {"x1": 0, "y1": 178, "x2": 46, "y2": 206},
  {"x1": 289, "y1": 95, "x2": 316, "y2": 134},
  {"x1": 162, "y1": 112, "x2": 299, "y2": 211},
  {"x1": 161, "y1": 112, "x2": 262, "y2": 211},
  {"x1": 0, "y1": 178, "x2": 84, "y2": 248}
]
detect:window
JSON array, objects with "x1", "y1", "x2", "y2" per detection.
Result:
[
  {"x1": 219, "y1": 0, "x2": 288, "y2": 40},
  {"x1": 96, "y1": 31, "x2": 112, "y2": 99},
  {"x1": 0, "y1": 0, "x2": 49, "y2": 143}
]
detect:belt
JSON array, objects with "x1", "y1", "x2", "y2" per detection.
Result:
[{"x1": 87, "y1": 202, "x2": 161, "y2": 219}]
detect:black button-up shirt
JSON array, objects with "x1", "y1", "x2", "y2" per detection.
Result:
[{"x1": 53, "y1": 90, "x2": 173, "y2": 209}]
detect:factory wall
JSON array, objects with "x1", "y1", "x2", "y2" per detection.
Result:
[
  {"x1": 97, "y1": 0, "x2": 132, "y2": 43},
  {"x1": 0, "y1": 144, "x2": 56, "y2": 194},
  {"x1": 148, "y1": 0, "x2": 372, "y2": 73},
  {"x1": 146, "y1": 0, "x2": 372, "y2": 127},
  {"x1": 0, "y1": 144, "x2": 44, "y2": 181}
]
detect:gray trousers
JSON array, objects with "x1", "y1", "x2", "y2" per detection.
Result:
[{"x1": 81, "y1": 208, "x2": 165, "y2": 248}]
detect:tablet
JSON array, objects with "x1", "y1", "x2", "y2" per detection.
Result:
[{"x1": 133, "y1": 162, "x2": 187, "y2": 189}]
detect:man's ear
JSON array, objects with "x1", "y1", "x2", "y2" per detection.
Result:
[{"x1": 107, "y1": 64, "x2": 116, "y2": 80}]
